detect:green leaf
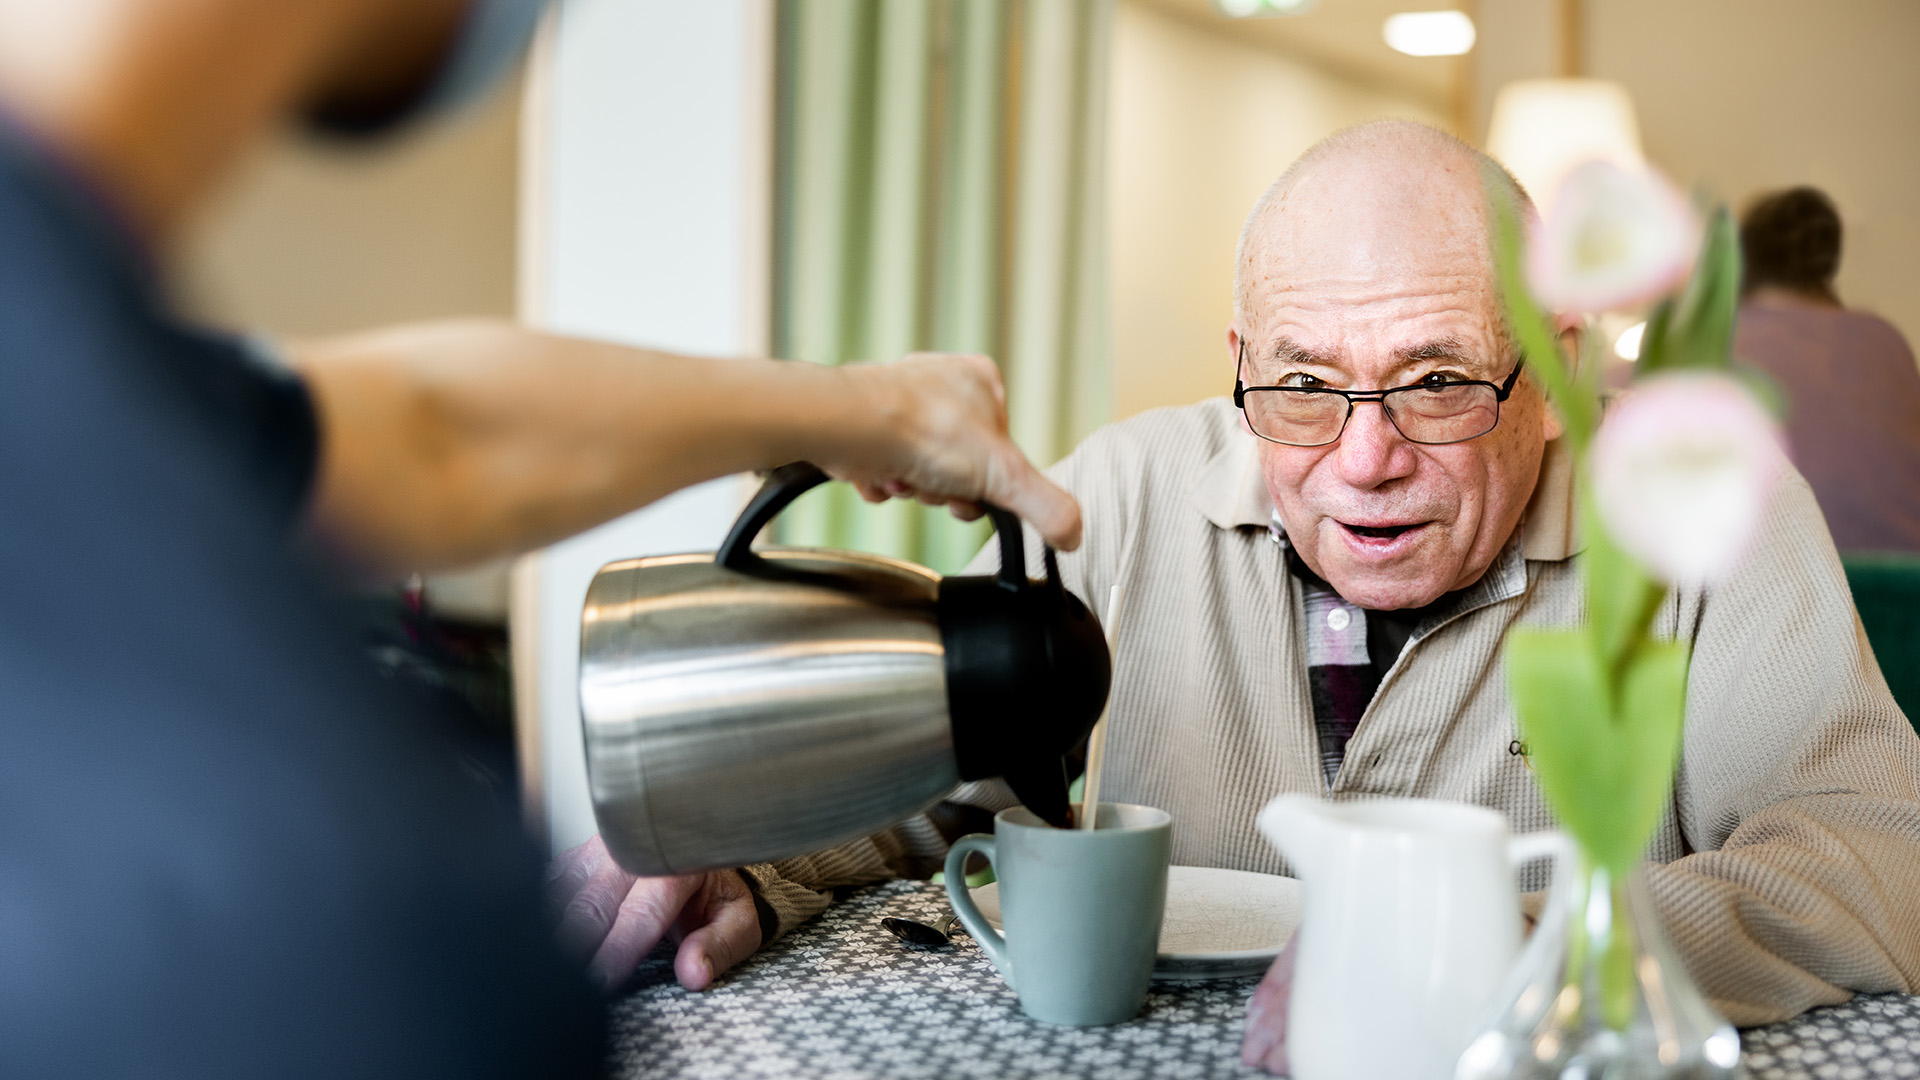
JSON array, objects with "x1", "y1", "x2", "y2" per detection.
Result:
[
  {"x1": 1634, "y1": 297, "x2": 1676, "y2": 375},
  {"x1": 1507, "y1": 630, "x2": 1690, "y2": 876},
  {"x1": 1486, "y1": 169, "x2": 1598, "y2": 453},
  {"x1": 1660, "y1": 206, "x2": 1742, "y2": 372}
]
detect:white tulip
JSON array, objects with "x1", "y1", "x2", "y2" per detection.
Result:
[
  {"x1": 1527, "y1": 160, "x2": 1699, "y2": 315},
  {"x1": 1591, "y1": 373, "x2": 1786, "y2": 589}
]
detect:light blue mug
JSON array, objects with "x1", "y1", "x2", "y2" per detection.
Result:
[{"x1": 945, "y1": 803, "x2": 1172, "y2": 1026}]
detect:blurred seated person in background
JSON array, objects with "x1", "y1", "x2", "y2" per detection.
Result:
[
  {"x1": 558, "y1": 123, "x2": 1920, "y2": 1073},
  {"x1": 1736, "y1": 186, "x2": 1920, "y2": 552},
  {"x1": 0, "y1": 0, "x2": 1079, "y2": 1074}
]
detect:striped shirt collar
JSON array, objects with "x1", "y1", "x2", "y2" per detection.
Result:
[{"x1": 1185, "y1": 422, "x2": 1581, "y2": 564}]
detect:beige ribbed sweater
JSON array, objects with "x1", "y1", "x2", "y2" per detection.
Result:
[{"x1": 742, "y1": 398, "x2": 1920, "y2": 1026}]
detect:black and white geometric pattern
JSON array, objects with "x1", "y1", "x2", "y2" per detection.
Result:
[
  {"x1": 1743, "y1": 992, "x2": 1920, "y2": 1080},
  {"x1": 605, "y1": 880, "x2": 1920, "y2": 1080}
]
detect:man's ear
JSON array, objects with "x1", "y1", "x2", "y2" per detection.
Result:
[
  {"x1": 1556, "y1": 322, "x2": 1581, "y2": 370},
  {"x1": 1541, "y1": 318, "x2": 1580, "y2": 441},
  {"x1": 1227, "y1": 326, "x2": 1258, "y2": 436}
]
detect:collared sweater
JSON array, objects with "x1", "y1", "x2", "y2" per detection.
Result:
[{"x1": 740, "y1": 398, "x2": 1920, "y2": 1026}]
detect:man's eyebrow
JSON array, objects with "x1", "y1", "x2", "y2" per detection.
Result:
[
  {"x1": 1266, "y1": 338, "x2": 1338, "y2": 367},
  {"x1": 1397, "y1": 339, "x2": 1471, "y2": 363}
]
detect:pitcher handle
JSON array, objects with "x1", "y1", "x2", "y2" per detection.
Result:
[
  {"x1": 944, "y1": 834, "x2": 1013, "y2": 987},
  {"x1": 1505, "y1": 829, "x2": 1573, "y2": 980}
]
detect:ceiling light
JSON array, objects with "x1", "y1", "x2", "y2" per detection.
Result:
[
  {"x1": 1615, "y1": 321, "x2": 1646, "y2": 361},
  {"x1": 1216, "y1": 0, "x2": 1318, "y2": 17},
  {"x1": 1383, "y1": 11, "x2": 1476, "y2": 56}
]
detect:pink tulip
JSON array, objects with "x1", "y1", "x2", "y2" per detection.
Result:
[
  {"x1": 1591, "y1": 373, "x2": 1786, "y2": 589},
  {"x1": 1526, "y1": 161, "x2": 1699, "y2": 315}
]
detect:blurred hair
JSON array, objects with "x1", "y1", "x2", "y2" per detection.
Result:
[{"x1": 1740, "y1": 187, "x2": 1843, "y2": 299}]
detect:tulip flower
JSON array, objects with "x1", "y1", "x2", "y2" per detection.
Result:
[
  {"x1": 1591, "y1": 373, "x2": 1786, "y2": 589},
  {"x1": 1527, "y1": 160, "x2": 1700, "y2": 315}
]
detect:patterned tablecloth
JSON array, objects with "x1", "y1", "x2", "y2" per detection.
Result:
[{"x1": 605, "y1": 879, "x2": 1920, "y2": 1080}]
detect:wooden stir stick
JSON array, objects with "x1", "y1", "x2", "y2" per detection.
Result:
[{"x1": 1078, "y1": 585, "x2": 1124, "y2": 831}]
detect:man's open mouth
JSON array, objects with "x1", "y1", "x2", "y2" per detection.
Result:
[{"x1": 1340, "y1": 521, "x2": 1423, "y2": 540}]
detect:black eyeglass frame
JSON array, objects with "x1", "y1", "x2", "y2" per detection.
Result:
[{"x1": 1231, "y1": 337, "x2": 1525, "y2": 448}]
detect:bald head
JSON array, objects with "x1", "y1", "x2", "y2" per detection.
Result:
[{"x1": 1234, "y1": 121, "x2": 1526, "y2": 323}]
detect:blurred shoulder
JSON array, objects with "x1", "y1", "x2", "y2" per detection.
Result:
[{"x1": 1841, "y1": 309, "x2": 1917, "y2": 359}]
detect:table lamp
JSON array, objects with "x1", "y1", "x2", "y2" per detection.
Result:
[{"x1": 1485, "y1": 78, "x2": 1644, "y2": 213}]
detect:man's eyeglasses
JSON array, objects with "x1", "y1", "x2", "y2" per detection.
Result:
[{"x1": 1232, "y1": 337, "x2": 1524, "y2": 448}]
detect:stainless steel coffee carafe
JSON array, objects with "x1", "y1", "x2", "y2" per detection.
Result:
[{"x1": 579, "y1": 463, "x2": 1111, "y2": 876}]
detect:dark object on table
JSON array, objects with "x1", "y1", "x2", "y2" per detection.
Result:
[
  {"x1": 578, "y1": 462, "x2": 1111, "y2": 877},
  {"x1": 880, "y1": 914, "x2": 964, "y2": 948},
  {"x1": 1842, "y1": 552, "x2": 1920, "y2": 737}
]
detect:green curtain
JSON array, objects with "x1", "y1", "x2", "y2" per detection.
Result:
[{"x1": 773, "y1": 0, "x2": 1115, "y2": 573}]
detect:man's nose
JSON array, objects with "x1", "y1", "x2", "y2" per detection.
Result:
[{"x1": 1333, "y1": 401, "x2": 1416, "y2": 488}]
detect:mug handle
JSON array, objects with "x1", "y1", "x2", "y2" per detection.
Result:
[
  {"x1": 944, "y1": 834, "x2": 1013, "y2": 987},
  {"x1": 1505, "y1": 829, "x2": 1573, "y2": 976}
]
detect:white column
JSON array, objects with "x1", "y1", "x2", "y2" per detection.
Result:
[{"x1": 512, "y1": 0, "x2": 774, "y2": 855}]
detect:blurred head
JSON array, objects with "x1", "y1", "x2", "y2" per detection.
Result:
[
  {"x1": 1230, "y1": 121, "x2": 1563, "y2": 611},
  {"x1": 0, "y1": 0, "x2": 547, "y2": 241},
  {"x1": 1740, "y1": 186, "x2": 1842, "y2": 303},
  {"x1": 308, "y1": 0, "x2": 549, "y2": 134}
]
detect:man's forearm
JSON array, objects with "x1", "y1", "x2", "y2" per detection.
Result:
[
  {"x1": 745, "y1": 780, "x2": 1019, "y2": 941},
  {"x1": 1648, "y1": 790, "x2": 1920, "y2": 1025}
]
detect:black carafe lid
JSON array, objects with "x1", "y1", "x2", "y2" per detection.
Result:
[{"x1": 938, "y1": 507, "x2": 1111, "y2": 828}]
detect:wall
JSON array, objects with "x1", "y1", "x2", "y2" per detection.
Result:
[
  {"x1": 174, "y1": 73, "x2": 521, "y2": 336},
  {"x1": 1475, "y1": 0, "x2": 1920, "y2": 349},
  {"x1": 1107, "y1": 1, "x2": 1446, "y2": 421},
  {"x1": 513, "y1": 0, "x2": 771, "y2": 855}
]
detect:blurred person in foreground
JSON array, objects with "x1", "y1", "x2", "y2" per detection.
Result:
[
  {"x1": 653, "y1": 123, "x2": 1920, "y2": 1071},
  {"x1": 0, "y1": 0, "x2": 1080, "y2": 1075},
  {"x1": 1736, "y1": 186, "x2": 1920, "y2": 552}
]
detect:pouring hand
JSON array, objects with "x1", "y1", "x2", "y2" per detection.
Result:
[
  {"x1": 546, "y1": 835, "x2": 761, "y2": 994},
  {"x1": 828, "y1": 353, "x2": 1083, "y2": 551},
  {"x1": 1241, "y1": 929, "x2": 1299, "y2": 1075}
]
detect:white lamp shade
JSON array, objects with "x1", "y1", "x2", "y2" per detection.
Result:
[{"x1": 1485, "y1": 79, "x2": 1645, "y2": 212}]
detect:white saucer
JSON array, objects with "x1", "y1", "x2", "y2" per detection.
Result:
[{"x1": 969, "y1": 865, "x2": 1301, "y2": 981}]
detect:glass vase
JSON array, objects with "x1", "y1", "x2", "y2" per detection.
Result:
[{"x1": 1456, "y1": 852, "x2": 1745, "y2": 1080}]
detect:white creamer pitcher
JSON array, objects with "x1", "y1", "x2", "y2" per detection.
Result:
[{"x1": 1256, "y1": 795, "x2": 1569, "y2": 1080}]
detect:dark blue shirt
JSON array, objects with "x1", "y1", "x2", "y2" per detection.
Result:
[{"x1": 0, "y1": 120, "x2": 600, "y2": 1076}]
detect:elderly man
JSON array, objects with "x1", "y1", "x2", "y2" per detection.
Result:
[{"x1": 577, "y1": 121, "x2": 1920, "y2": 1063}]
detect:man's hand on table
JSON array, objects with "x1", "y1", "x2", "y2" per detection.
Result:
[
  {"x1": 1241, "y1": 931, "x2": 1298, "y2": 1075},
  {"x1": 547, "y1": 835, "x2": 760, "y2": 993}
]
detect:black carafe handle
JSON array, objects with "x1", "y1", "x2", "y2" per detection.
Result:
[
  {"x1": 718, "y1": 461, "x2": 1044, "y2": 588},
  {"x1": 716, "y1": 462, "x2": 833, "y2": 575}
]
